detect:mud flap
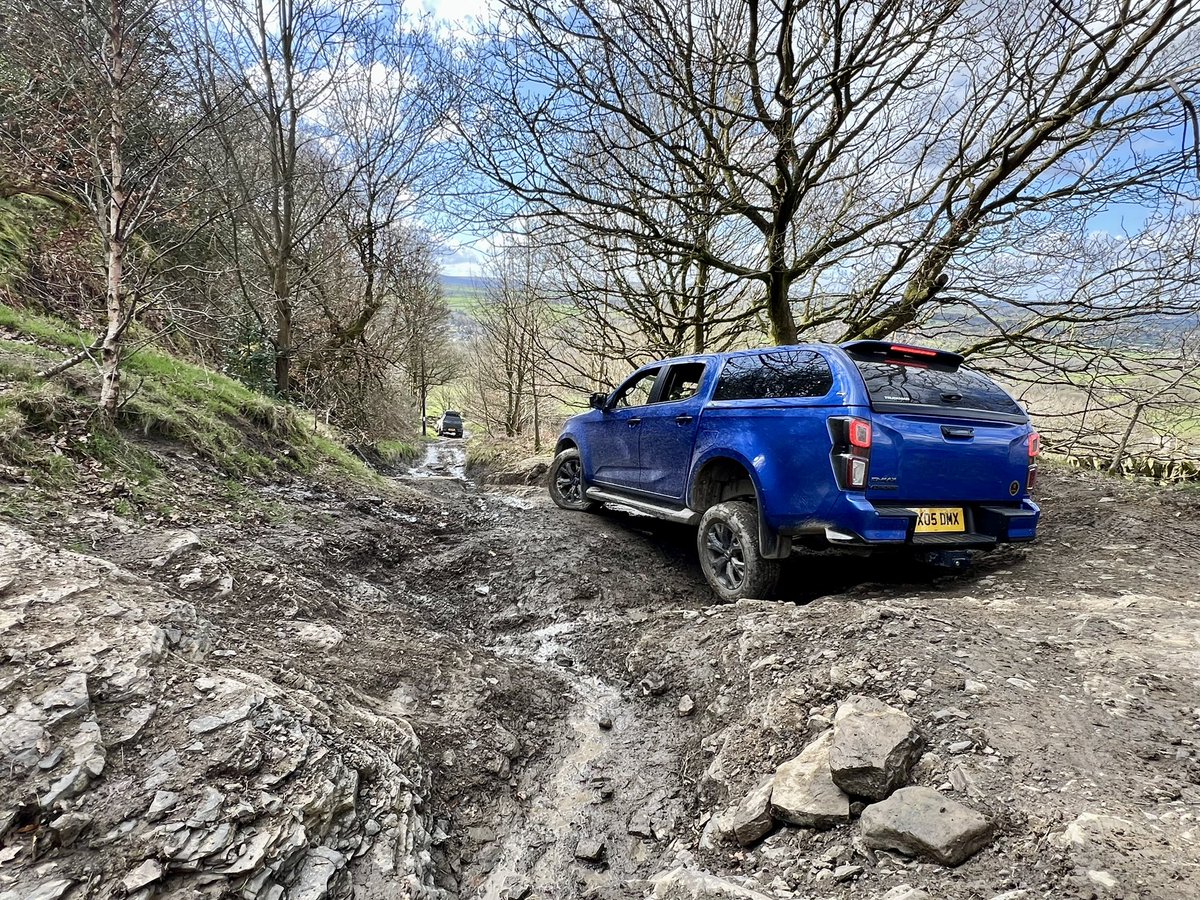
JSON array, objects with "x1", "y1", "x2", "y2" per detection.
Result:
[{"x1": 758, "y1": 508, "x2": 792, "y2": 560}]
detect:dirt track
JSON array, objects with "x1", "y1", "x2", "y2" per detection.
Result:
[{"x1": 3, "y1": 439, "x2": 1199, "y2": 899}]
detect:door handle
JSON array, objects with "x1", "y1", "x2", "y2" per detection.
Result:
[
  {"x1": 675, "y1": 415, "x2": 694, "y2": 424},
  {"x1": 627, "y1": 418, "x2": 642, "y2": 427}
]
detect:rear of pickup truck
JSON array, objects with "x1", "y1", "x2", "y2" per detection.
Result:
[{"x1": 817, "y1": 341, "x2": 1040, "y2": 549}]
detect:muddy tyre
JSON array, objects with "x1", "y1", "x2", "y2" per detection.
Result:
[
  {"x1": 548, "y1": 448, "x2": 599, "y2": 512},
  {"x1": 697, "y1": 500, "x2": 780, "y2": 601}
]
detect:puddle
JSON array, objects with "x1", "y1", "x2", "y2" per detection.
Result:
[{"x1": 403, "y1": 440, "x2": 471, "y2": 484}]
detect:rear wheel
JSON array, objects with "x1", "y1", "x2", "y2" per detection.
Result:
[
  {"x1": 548, "y1": 448, "x2": 599, "y2": 512},
  {"x1": 697, "y1": 500, "x2": 780, "y2": 601}
]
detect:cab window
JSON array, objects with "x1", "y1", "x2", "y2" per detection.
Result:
[
  {"x1": 613, "y1": 367, "x2": 660, "y2": 408},
  {"x1": 658, "y1": 362, "x2": 706, "y2": 403}
]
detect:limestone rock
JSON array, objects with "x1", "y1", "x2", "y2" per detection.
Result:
[
  {"x1": 49, "y1": 811, "x2": 93, "y2": 846},
  {"x1": 0, "y1": 711, "x2": 46, "y2": 766},
  {"x1": 189, "y1": 694, "x2": 262, "y2": 734},
  {"x1": 291, "y1": 846, "x2": 345, "y2": 900},
  {"x1": 146, "y1": 790, "x2": 180, "y2": 822},
  {"x1": 14, "y1": 879, "x2": 75, "y2": 900},
  {"x1": 295, "y1": 623, "x2": 344, "y2": 651},
  {"x1": 122, "y1": 860, "x2": 164, "y2": 892},
  {"x1": 37, "y1": 673, "x2": 91, "y2": 724},
  {"x1": 574, "y1": 836, "x2": 606, "y2": 862},
  {"x1": 829, "y1": 695, "x2": 923, "y2": 800},
  {"x1": 770, "y1": 730, "x2": 850, "y2": 829},
  {"x1": 650, "y1": 868, "x2": 775, "y2": 900},
  {"x1": 860, "y1": 786, "x2": 993, "y2": 866},
  {"x1": 878, "y1": 887, "x2": 933, "y2": 900},
  {"x1": 731, "y1": 776, "x2": 774, "y2": 847},
  {"x1": 150, "y1": 530, "x2": 202, "y2": 568}
]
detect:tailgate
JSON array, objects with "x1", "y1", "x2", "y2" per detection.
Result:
[{"x1": 866, "y1": 412, "x2": 1031, "y2": 502}]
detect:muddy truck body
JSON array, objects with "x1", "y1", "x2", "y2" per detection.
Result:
[{"x1": 548, "y1": 341, "x2": 1041, "y2": 600}]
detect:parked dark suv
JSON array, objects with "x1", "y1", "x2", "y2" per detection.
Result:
[
  {"x1": 549, "y1": 341, "x2": 1040, "y2": 600},
  {"x1": 437, "y1": 411, "x2": 464, "y2": 438}
]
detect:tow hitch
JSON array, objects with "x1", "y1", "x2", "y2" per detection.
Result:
[{"x1": 921, "y1": 549, "x2": 973, "y2": 571}]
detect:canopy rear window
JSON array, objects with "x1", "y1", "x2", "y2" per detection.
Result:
[{"x1": 848, "y1": 354, "x2": 1026, "y2": 422}]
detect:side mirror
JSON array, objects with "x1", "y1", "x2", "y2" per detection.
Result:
[{"x1": 588, "y1": 392, "x2": 609, "y2": 411}]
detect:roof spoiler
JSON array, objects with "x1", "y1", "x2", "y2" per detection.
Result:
[{"x1": 841, "y1": 340, "x2": 964, "y2": 369}]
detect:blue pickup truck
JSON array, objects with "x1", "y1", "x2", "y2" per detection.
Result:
[{"x1": 549, "y1": 341, "x2": 1040, "y2": 600}]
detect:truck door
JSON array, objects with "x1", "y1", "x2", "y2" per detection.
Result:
[
  {"x1": 637, "y1": 361, "x2": 708, "y2": 502},
  {"x1": 584, "y1": 366, "x2": 661, "y2": 491}
]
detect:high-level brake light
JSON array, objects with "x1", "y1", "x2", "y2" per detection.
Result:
[{"x1": 889, "y1": 344, "x2": 938, "y2": 357}]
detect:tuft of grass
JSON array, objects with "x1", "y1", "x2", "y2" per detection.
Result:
[
  {"x1": 374, "y1": 439, "x2": 424, "y2": 467},
  {"x1": 0, "y1": 304, "x2": 90, "y2": 346}
]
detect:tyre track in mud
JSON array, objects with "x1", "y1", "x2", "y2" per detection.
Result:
[{"x1": 396, "y1": 439, "x2": 707, "y2": 897}]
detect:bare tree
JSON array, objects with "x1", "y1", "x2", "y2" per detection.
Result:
[
  {"x1": 188, "y1": 0, "x2": 362, "y2": 395},
  {"x1": 462, "y1": 0, "x2": 1200, "y2": 347},
  {"x1": 1, "y1": 0, "x2": 200, "y2": 413},
  {"x1": 472, "y1": 244, "x2": 552, "y2": 440}
]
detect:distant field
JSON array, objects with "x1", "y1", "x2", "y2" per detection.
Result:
[
  {"x1": 440, "y1": 274, "x2": 490, "y2": 314},
  {"x1": 443, "y1": 286, "x2": 485, "y2": 313}
]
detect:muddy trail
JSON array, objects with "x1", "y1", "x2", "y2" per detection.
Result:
[{"x1": 2, "y1": 439, "x2": 1199, "y2": 899}]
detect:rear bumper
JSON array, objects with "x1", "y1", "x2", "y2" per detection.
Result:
[{"x1": 776, "y1": 496, "x2": 1040, "y2": 548}]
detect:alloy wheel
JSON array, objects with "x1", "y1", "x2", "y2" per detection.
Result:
[
  {"x1": 703, "y1": 521, "x2": 746, "y2": 591},
  {"x1": 556, "y1": 457, "x2": 584, "y2": 504}
]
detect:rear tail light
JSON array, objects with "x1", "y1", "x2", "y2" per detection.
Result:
[
  {"x1": 1027, "y1": 430, "x2": 1039, "y2": 492},
  {"x1": 830, "y1": 417, "x2": 872, "y2": 490},
  {"x1": 849, "y1": 418, "x2": 872, "y2": 449},
  {"x1": 848, "y1": 456, "x2": 868, "y2": 488}
]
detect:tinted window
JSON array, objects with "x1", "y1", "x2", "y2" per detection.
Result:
[
  {"x1": 851, "y1": 359, "x2": 1025, "y2": 418},
  {"x1": 658, "y1": 362, "x2": 706, "y2": 403},
  {"x1": 714, "y1": 350, "x2": 833, "y2": 401}
]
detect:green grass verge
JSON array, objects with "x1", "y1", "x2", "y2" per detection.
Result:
[
  {"x1": 374, "y1": 439, "x2": 426, "y2": 467},
  {"x1": 0, "y1": 302, "x2": 375, "y2": 495}
]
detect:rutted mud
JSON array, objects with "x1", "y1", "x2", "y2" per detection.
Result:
[
  {"x1": 3, "y1": 439, "x2": 1199, "y2": 899},
  {"x1": 405, "y1": 438, "x2": 471, "y2": 483}
]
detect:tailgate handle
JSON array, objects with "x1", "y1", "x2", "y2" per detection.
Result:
[
  {"x1": 675, "y1": 415, "x2": 694, "y2": 425},
  {"x1": 627, "y1": 418, "x2": 642, "y2": 427},
  {"x1": 942, "y1": 425, "x2": 974, "y2": 439}
]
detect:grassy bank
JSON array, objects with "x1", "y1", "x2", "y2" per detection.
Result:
[{"x1": 0, "y1": 304, "x2": 377, "y2": 502}]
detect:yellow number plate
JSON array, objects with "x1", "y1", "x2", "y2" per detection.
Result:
[{"x1": 911, "y1": 507, "x2": 965, "y2": 533}]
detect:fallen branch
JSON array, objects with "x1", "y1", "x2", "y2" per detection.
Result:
[{"x1": 36, "y1": 339, "x2": 104, "y2": 379}]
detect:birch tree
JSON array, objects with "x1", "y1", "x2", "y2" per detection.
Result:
[{"x1": 1, "y1": 0, "x2": 196, "y2": 413}]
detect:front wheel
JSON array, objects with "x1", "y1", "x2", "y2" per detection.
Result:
[
  {"x1": 548, "y1": 448, "x2": 600, "y2": 512},
  {"x1": 697, "y1": 500, "x2": 780, "y2": 601}
]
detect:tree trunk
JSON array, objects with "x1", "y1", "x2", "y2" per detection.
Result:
[
  {"x1": 765, "y1": 232, "x2": 797, "y2": 345},
  {"x1": 273, "y1": 262, "x2": 292, "y2": 395},
  {"x1": 99, "y1": 0, "x2": 127, "y2": 417},
  {"x1": 531, "y1": 363, "x2": 541, "y2": 453},
  {"x1": 1108, "y1": 402, "x2": 1145, "y2": 474}
]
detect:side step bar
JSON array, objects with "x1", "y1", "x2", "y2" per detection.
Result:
[{"x1": 585, "y1": 487, "x2": 702, "y2": 525}]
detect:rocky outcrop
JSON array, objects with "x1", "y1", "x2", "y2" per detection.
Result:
[
  {"x1": 0, "y1": 524, "x2": 442, "y2": 899},
  {"x1": 829, "y1": 695, "x2": 923, "y2": 800},
  {"x1": 859, "y1": 786, "x2": 994, "y2": 866},
  {"x1": 769, "y1": 730, "x2": 850, "y2": 829}
]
